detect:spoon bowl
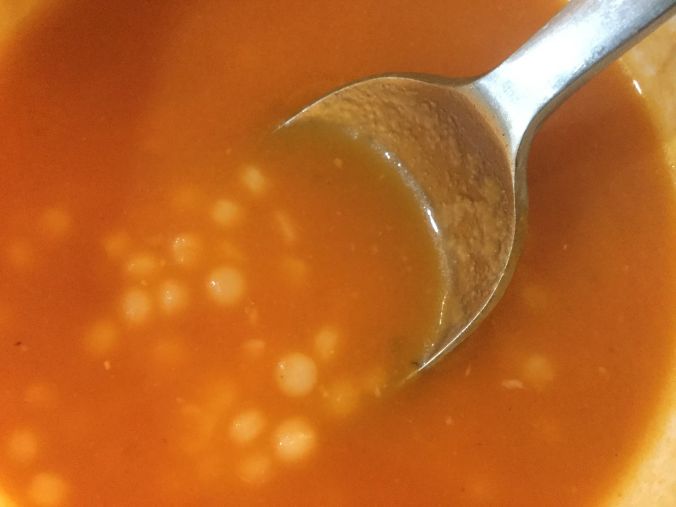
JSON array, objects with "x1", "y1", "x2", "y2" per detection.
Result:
[
  {"x1": 279, "y1": 0, "x2": 675, "y2": 377},
  {"x1": 281, "y1": 75, "x2": 521, "y2": 376}
]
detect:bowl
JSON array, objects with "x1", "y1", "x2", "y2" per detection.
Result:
[
  {"x1": 0, "y1": 3, "x2": 674, "y2": 505},
  {"x1": 610, "y1": 17, "x2": 676, "y2": 507}
]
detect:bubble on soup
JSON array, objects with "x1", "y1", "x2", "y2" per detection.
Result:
[
  {"x1": 273, "y1": 418, "x2": 316, "y2": 463},
  {"x1": 121, "y1": 288, "x2": 152, "y2": 325},
  {"x1": 39, "y1": 207, "x2": 72, "y2": 240},
  {"x1": 211, "y1": 198, "x2": 243, "y2": 228},
  {"x1": 6, "y1": 428, "x2": 38, "y2": 464},
  {"x1": 240, "y1": 165, "x2": 267, "y2": 195},
  {"x1": 27, "y1": 473, "x2": 68, "y2": 507},
  {"x1": 206, "y1": 266, "x2": 245, "y2": 306},
  {"x1": 238, "y1": 452, "x2": 273, "y2": 485},
  {"x1": 273, "y1": 210, "x2": 297, "y2": 244},
  {"x1": 125, "y1": 252, "x2": 161, "y2": 280},
  {"x1": 172, "y1": 233, "x2": 202, "y2": 267},
  {"x1": 102, "y1": 231, "x2": 131, "y2": 260},
  {"x1": 321, "y1": 379, "x2": 360, "y2": 418},
  {"x1": 230, "y1": 409, "x2": 267, "y2": 446},
  {"x1": 275, "y1": 353, "x2": 317, "y2": 397},
  {"x1": 521, "y1": 353, "x2": 555, "y2": 391},
  {"x1": 314, "y1": 326, "x2": 339, "y2": 361},
  {"x1": 157, "y1": 279, "x2": 189, "y2": 315},
  {"x1": 83, "y1": 319, "x2": 118, "y2": 357}
]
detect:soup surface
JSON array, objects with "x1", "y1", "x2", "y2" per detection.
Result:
[{"x1": 1, "y1": 0, "x2": 675, "y2": 506}]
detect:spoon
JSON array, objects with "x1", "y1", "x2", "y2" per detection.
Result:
[{"x1": 278, "y1": 0, "x2": 676, "y2": 378}]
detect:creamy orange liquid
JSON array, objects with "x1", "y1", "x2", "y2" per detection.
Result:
[{"x1": 1, "y1": 0, "x2": 675, "y2": 506}]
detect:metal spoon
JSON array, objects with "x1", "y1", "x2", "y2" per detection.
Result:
[{"x1": 278, "y1": 0, "x2": 675, "y2": 378}]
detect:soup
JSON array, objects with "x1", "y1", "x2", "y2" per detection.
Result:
[{"x1": 1, "y1": 0, "x2": 675, "y2": 505}]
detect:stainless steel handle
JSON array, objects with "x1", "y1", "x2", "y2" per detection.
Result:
[{"x1": 475, "y1": 0, "x2": 676, "y2": 157}]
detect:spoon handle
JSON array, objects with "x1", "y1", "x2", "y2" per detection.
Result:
[{"x1": 475, "y1": 0, "x2": 675, "y2": 156}]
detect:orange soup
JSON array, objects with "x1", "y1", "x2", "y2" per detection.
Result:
[{"x1": 1, "y1": 0, "x2": 675, "y2": 505}]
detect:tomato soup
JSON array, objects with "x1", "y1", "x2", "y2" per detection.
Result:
[{"x1": 1, "y1": 0, "x2": 675, "y2": 505}]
